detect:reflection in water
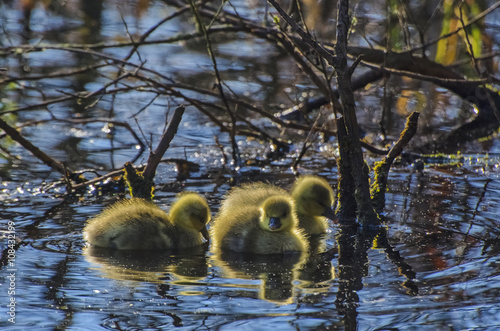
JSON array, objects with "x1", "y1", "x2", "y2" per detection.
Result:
[
  {"x1": 335, "y1": 223, "x2": 419, "y2": 330},
  {"x1": 211, "y1": 249, "x2": 306, "y2": 304},
  {"x1": 373, "y1": 226, "x2": 419, "y2": 296},
  {"x1": 297, "y1": 235, "x2": 336, "y2": 298},
  {"x1": 211, "y1": 236, "x2": 337, "y2": 305},
  {"x1": 83, "y1": 245, "x2": 208, "y2": 286}
]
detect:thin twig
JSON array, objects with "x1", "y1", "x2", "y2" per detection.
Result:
[
  {"x1": 142, "y1": 105, "x2": 185, "y2": 181},
  {"x1": 458, "y1": 3, "x2": 481, "y2": 76},
  {"x1": 291, "y1": 111, "x2": 324, "y2": 173},
  {"x1": 412, "y1": 1, "x2": 500, "y2": 53},
  {"x1": 0, "y1": 117, "x2": 69, "y2": 176},
  {"x1": 188, "y1": 0, "x2": 241, "y2": 169},
  {"x1": 17, "y1": 117, "x2": 145, "y2": 150},
  {"x1": 268, "y1": 0, "x2": 337, "y2": 66}
]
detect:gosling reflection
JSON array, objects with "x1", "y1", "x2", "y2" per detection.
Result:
[
  {"x1": 83, "y1": 245, "x2": 208, "y2": 285},
  {"x1": 211, "y1": 249, "x2": 305, "y2": 304},
  {"x1": 297, "y1": 235, "x2": 337, "y2": 298},
  {"x1": 212, "y1": 242, "x2": 337, "y2": 304}
]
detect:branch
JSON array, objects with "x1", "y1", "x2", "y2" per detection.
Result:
[
  {"x1": 0, "y1": 117, "x2": 70, "y2": 177},
  {"x1": 333, "y1": 0, "x2": 379, "y2": 225},
  {"x1": 371, "y1": 112, "x2": 420, "y2": 214},
  {"x1": 142, "y1": 105, "x2": 185, "y2": 181},
  {"x1": 188, "y1": 0, "x2": 241, "y2": 169},
  {"x1": 122, "y1": 105, "x2": 185, "y2": 200},
  {"x1": 268, "y1": 0, "x2": 337, "y2": 66}
]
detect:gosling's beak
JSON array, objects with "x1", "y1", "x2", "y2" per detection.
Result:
[
  {"x1": 322, "y1": 206, "x2": 337, "y2": 220},
  {"x1": 201, "y1": 225, "x2": 210, "y2": 242},
  {"x1": 269, "y1": 217, "x2": 282, "y2": 230}
]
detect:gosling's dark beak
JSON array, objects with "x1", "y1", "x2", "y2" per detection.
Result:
[
  {"x1": 201, "y1": 225, "x2": 210, "y2": 242},
  {"x1": 322, "y1": 206, "x2": 337, "y2": 220},
  {"x1": 269, "y1": 217, "x2": 282, "y2": 230}
]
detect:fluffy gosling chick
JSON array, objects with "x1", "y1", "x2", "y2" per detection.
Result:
[
  {"x1": 212, "y1": 184, "x2": 308, "y2": 254},
  {"x1": 291, "y1": 175, "x2": 336, "y2": 235},
  {"x1": 83, "y1": 193, "x2": 210, "y2": 250}
]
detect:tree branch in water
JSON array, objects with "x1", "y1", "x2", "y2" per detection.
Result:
[
  {"x1": 371, "y1": 112, "x2": 420, "y2": 214},
  {"x1": 124, "y1": 105, "x2": 185, "y2": 200}
]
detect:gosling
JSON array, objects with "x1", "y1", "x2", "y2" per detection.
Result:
[
  {"x1": 211, "y1": 183, "x2": 309, "y2": 255},
  {"x1": 83, "y1": 193, "x2": 210, "y2": 250},
  {"x1": 291, "y1": 175, "x2": 336, "y2": 235}
]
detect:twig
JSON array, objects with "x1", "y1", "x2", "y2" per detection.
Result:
[
  {"x1": 0, "y1": 25, "x2": 240, "y2": 56},
  {"x1": 130, "y1": 93, "x2": 160, "y2": 118},
  {"x1": 188, "y1": 0, "x2": 241, "y2": 169},
  {"x1": 214, "y1": 135, "x2": 228, "y2": 167},
  {"x1": 268, "y1": 0, "x2": 337, "y2": 66},
  {"x1": 291, "y1": 111, "x2": 323, "y2": 173},
  {"x1": 17, "y1": 117, "x2": 145, "y2": 151},
  {"x1": 0, "y1": 63, "x2": 107, "y2": 84},
  {"x1": 412, "y1": 1, "x2": 500, "y2": 53},
  {"x1": 1, "y1": 85, "x2": 151, "y2": 115},
  {"x1": 371, "y1": 112, "x2": 420, "y2": 214},
  {"x1": 0, "y1": 117, "x2": 70, "y2": 176},
  {"x1": 458, "y1": 3, "x2": 481, "y2": 76},
  {"x1": 273, "y1": 22, "x2": 331, "y2": 97},
  {"x1": 70, "y1": 168, "x2": 125, "y2": 191},
  {"x1": 142, "y1": 105, "x2": 185, "y2": 181}
]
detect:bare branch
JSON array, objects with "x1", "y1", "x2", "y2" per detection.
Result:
[
  {"x1": 0, "y1": 117, "x2": 69, "y2": 177},
  {"x1": 142, "y1": 105, "x2": 185, "y2": 181}
]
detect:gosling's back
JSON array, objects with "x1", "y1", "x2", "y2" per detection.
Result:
[{"x1": 217, "y1": 182, "x2": 287, "y2": 217}]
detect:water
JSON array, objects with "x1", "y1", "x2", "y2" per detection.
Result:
[
  {"x1": 1, "y1": 0, "x2": 500, "y2": 329},
  {"x1": 2, "y1": 159, "x2": 500, "y2": 330}
]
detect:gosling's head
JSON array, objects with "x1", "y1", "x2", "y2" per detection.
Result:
[
  {"x1": 259, "y1": 196, "x2": 297, "y2": 232},
  {"x1": 291, "y1": 176, "x2": 335, "y2": 219},
  {"x1": 169, "y1": 193, "x2": 211, "y2": 240}
]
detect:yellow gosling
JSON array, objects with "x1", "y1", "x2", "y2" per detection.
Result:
[
  {"x1": 83, "y1": 193, "x2": 210, "y2": 250},
  {"x1": 291, "y1": 175, "x2": 336, "y2": 235},
  {"x1": 212, "y1": 183, "x2": 309, "y2": 254}
]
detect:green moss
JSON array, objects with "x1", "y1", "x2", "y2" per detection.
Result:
[{"x1": 370, "y1": 160, "x2": 386, "y2": 197}]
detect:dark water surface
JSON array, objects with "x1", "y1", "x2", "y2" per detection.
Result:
[{"x1": 1, "y1": 0, "x2": 500, "y2": 330}]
